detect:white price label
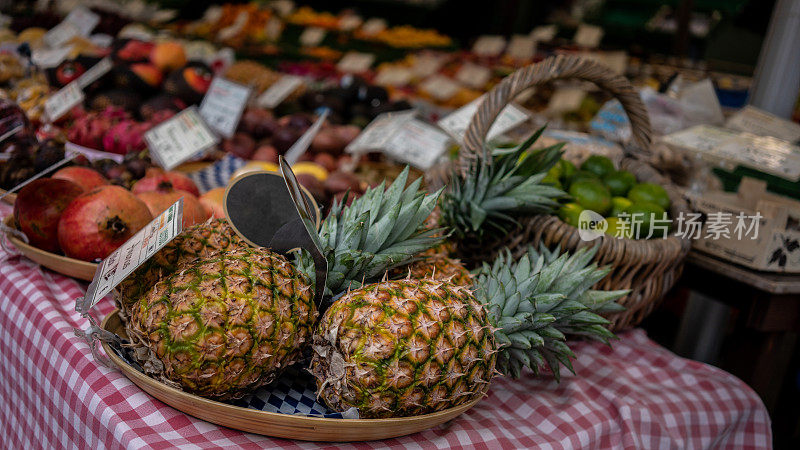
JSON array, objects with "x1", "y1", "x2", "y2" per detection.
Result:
[
  {"x1": 547, "y1": 88, "x2": 586, "y2": 114},
  {"x1": 264, "y1": 17, "x2": 283, "y2": 40},
  {"x1": 32, "y1": 46, "x2": 73, "y2": 68},
  {"x1": 420, "y1": 75, "x2": 460, "y2": 102},
  {"x1": 44, "y1": 21, "x2": 81, "y2": 48},
  {"x1": 726, "y1": 106, "x2": 800, "y2": 143},
  {"x1": 472, "y1": 35, "x2": 506, "y2": 57},
  {"x1": 455, "y1": 63, "x2": 491, "y2": 89},
  {"x1": 65, "y1": 141, "x2": 125, "y2": 163},
  {"x1": 411, "y1": 53, "x2": 446, "y2": 78},
  {"x1": 145, "y1": 107, "x2": 219, "y2": 170},
  {"x1": 257, "y1": 75, "x2": 304, "y2": 109},
  {"x1": 437, "y1": 95, "x2": 529, "y2": 143},
  {"x1": 89, "y1": 34, "x2": 114, "y2": 48},
  {"x1": 199, "y1": 77, "x2": 252, "y2": 138},
  {"x1": 77, "y1": 57, "x2": 113, "y2": 89},
  {"x1": 386, "y1": 119, "x2": 451, "y2": 170},
  {"x1": 346, "y1": 110, "x2": 416, "y2": 154},
  {"x1": 530, "y1": 25, "x2": 557, "y2": 42},
  {"x1": 339, "y1": 15, "x2": 362, "y2": 32},
  {"x1": 81, "y1": 200, "x2": 184, "y2": 313},
  {"x1": 506, "y1": 35, "x2": 536, "y2": 60},
  {"x1": 299, "y1": 27, "x2": 326, "y2": 47},
  {"x1": 337, "y1": 52, "x2": 375, "y2": 73},
  {"x1": 361, "y1": 18, "x2": 387, "y2": 36},
  {"x1": 272, "y1": 0, "x2": 295, "y2": 17},
  {"x1": 65, "y1": 6, "x2": 100, "y2": 34},
  {"x1": 573, "y1": 24, "x2": 604, "y2": 48},
  {"x1": 374, "y1": 66, "x2": 413, "y2": 86},
  {"x1": 44, "y1": 81, "x2": 84, "y2": 122}
]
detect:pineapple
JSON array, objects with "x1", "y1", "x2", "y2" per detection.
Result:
[
  {"x1": 126, "y1": 247, "x2": 316, "y2": 400},
  {"x1": 117, "y1": 218, "x2": 246, "y2": 318},
  {"x1": 310, "y1": 245, "x2": 626, "y2": 418},
  {"x1": 392, "y1": 254, "x2": 472, "y2": 287}
]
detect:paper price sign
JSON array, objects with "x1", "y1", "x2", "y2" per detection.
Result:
[
  {"x1": 375, "y1": 67, "x2": 413, "y2": 86},
  {"x1": 726, "y1": 106, "x2": 800, "y2": 143},
  {"x1": 472, "y1": 35, "x2": 506, "y2": 57},
  {"x1": 199, "y1": 77, "x2": 252, "y2": 138},
  {"x1": 420, "y1": 75, "x2": 461, "y2": 101},
  {"x1": 411, "y1": 53, "x2": 446, "y2": 78},
  {"x1": 507, "y1": 35, "x2": 536, "y2": 60},
  {"x1": 346, "y1": 111, "x2": 416, "y2": 154},
  {"x1": 80, "y1": 200, "x2": 183, "y2": 313},
  {"x1": 455, "y1": 63, "x2": 491, "y2": 89},
  {"x1": 437, "y1": 95, "x2": 529, "y2": 143},
  {"x1": 44, "y1": 81, "x2": 84, "y2": 122},
  {"x1": 32, "y1": 46, "x2": 73, "y2": 69},
  {"x1": 385, "y1": 119, "x2": 451, "y2": 170},
  {"x1": 573, "y1": 24, "x2": 604, "y2": 48},
  {"x1": 361, "y1": 18, "x2": 387, "y2": 36},
  {"x1": 44, "y1": 21, "x2": 81, "y2": 48},
  {"x1": 299, "y1": 27, "x2": 326, "y2": 47},
  {"x1": 546, "y1": 88, "x2": 586, "y2": 114},
  {"x1": 65, "y1": 6, "x2": 100, "y2": 34},
  {"x1": 77, "y1": 57, "x2": 113, "y2": 89},
  {"x1": 337, "y1": 52, "x2": 375, "y2": 73},
  {"x1": 145, "y1": 107, "x2": 219, "y2": 170},
  {"x1": 530, "y1": 25, "x2": 557, "y2": 42},
  {"x1": 257, "y1": 75, "x2": 304, "y2": 109}
]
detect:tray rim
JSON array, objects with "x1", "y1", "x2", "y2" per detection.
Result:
[{"x1": 100, "y1": 309, "x2": 481, "y2": 442}]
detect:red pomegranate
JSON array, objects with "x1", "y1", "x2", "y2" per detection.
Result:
[
  {"x1": 52, "y1": 166, "x2": 109, "y2": 192},
  {"x1": 14, "y1": 179, "x2": 84, "y2": 253},
  {"x1": 136, "y1": 190, "x2": 210, "y2": 228},
  {"x1": 57, "y1": 186, "x2": 153, "y2": 261},
  {"x1": 132, "y1": 168, "x2": 200, "y2": 197}
]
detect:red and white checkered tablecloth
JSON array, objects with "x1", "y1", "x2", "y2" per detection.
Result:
[{"x1": 0, "y1": 209, "x2": 771, "y2": 449}]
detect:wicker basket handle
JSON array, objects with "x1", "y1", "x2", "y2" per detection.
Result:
[{"x1": 461, "y1": 54, "x2": 652, "y2": 172}]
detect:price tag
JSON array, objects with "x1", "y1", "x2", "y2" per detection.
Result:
[
  {"x1": 385, "y1": 119, "x2": 451, "y2": 170},
  {"x1": 420, "y1": 75, "x2": 460, "y2": 102},
  {"x1": 506, "y1": 34, "x2": 536, "y2": 60},
  {"x1": 65, "y1": 141, "x2": 125, "y2": 163},
  {"x1": 374, "y1": 66, "x2": 413, "y2": 86},
  {"x1": 65, "y1": 6, "x2": 100, "y2": 34},
  {"x1": 80, "y1": 200, "x2": 184, "y2": 313},
  {"x1": 271, "y1": 0, "x2": 295, "y2": 17},
  {"x1": 199, "y1": 77, "x2": 252, "y2": 138},
  {"x1": 346, "y1": 110, "x2": 416, "y2": 154},
  {"x1": 411, "y1": 53, "x2": 446, "y2": 78},
  {"x1": 145, "y1": 107, "x2": 219, "y2": 170},
  {"x1": 32, "y1": 46, "x2": 73, "y2": 68},
  {"x1": 44, "y1": 21, "x2": 81, "y2": 48},
  {"x1": 44, "y1": 81, "x2": 84, "y2": 122},
  {"x1": 89, "y1": 34, "x2": 114, "y2": 48},
  {"x1": 573, "y1": 24, "x2": 604, "y2": 48},
  {"x1": 299, "y1": 27, "x2": 326, "y2": 47},
  {"x1": 546, "y1": 88, "x2": 586, "y2": 113},
  {"x1": 337, "y1": 52, "x2": 375, "y2": 73},
  {"x1": 437, "y1": 95, "x2": 529, "y2": 143},
  {"x1": 530, "y1": 25, "x2": 557, "y2": 42},
  {"x1": 726, "y1": 106, "x2": 800, "y2": 143},
  {"x1": 257, "y1": 75, "x2": 304, "y2": 109},
  {"x1": 218, "y1": 11, "x2": 249, "y2": 42},
  {"x1": 77, "y1": 57, "x2": 113, "y2": 89},
  {"x1": 264, "y1": 17, "x2": 283, "y2": 40},
  {"x1": 455, "y1": 63, "x2": 491, "y2": 89},
  {"x1": 472, "y1": 35, "x2": 506, "y2": 57},
  {"x1": 339, "y1": 15, "x2": 362, "y2": 32},
  {"x1": 361, "y1": 18, "x2": 387, "y2": 36}
]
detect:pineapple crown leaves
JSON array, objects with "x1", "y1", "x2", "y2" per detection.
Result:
[
  {"x1": 472, "y1": 243, "x2": 628, "y2": 380},
  {"x1": 441, "y1": 126, "x2": 567, "y2": 240},
  {"x1": 297, "y1": 166, "x2": 446, "y2": 297}
]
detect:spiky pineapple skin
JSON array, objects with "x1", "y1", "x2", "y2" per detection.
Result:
[
  {"x1": 118, "y1": 218, "x2": 246, "y2": 316},
  {"x1": 393, "y1": 256, "x2": 472, "y2": 287},
  {"x1": 126, "y1": 247, "x2": 317, "y2": 400},
  {"x1": 310, "y1": 279, "x2": 496, "y2": 418}
]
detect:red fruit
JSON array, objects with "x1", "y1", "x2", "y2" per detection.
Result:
[
  {"x1": 52, "y1": 166, "x2": 109, "y2": 192},
  {"x1": 57, "y1": 186, "x2": 153, "y2": 261},
  {"x1": 55, "y1": 61, "x2": 86, "y2": 86},
  {"x1": 324, "y1": 171, "x2": 361, "y2": 194},
  {"x1": 183, "y1": 66, "x2": 212, "y2": 94},
  {"x1": 199, "y1": 187, "x2": 226, "y2": 219},
  {"x1": 132, "y1": 169, "x2": 200, "y2": 197},
  {"x1": 102, "y1": 120, "x2": 150, "y2": 154},
  {"x1": 14, "y1": 179, "x2": 83, "y2": 253},
  {"x1": 137, "y1": 190, "x2": 209, "y2": 228},
  {"x1": 131, "y1": 63, "x2": 163, "y2": 88},
  {"x1": 313, "y1": 153, "x2": 337, "y2": 172},
  {"x1": 251, "y1": 145, "x2": 278, "y2": 163},
  {"x1": 116, "y1": 40, "x2": 155, "y2": 62},
  {"x1": 66, "y1": 107, "x2": 129, "y2": 150},
  {"x1": 222, "y1": 133, "x2": 256, "y2": 159},
  {"x1": 239, "y1": 108, "x2": 275, "y2": 139},
  {"x1": 150, "y1": 42, "x2": 186, "y2": 72}
]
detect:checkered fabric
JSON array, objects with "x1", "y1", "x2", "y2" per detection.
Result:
[
  {"x1": 0, "y1": 207, "x2": 772, "y2": 448},
  {"x1": 185, "y1": 154, "x2": 247, "y2": 193}
]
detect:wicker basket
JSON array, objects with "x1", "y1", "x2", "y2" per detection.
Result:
[{"x1": 458, "y1": 55, "x2": 692, "y2": 331}]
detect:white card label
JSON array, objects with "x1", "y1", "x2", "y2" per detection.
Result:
[
  {"x1": 265, "y1": 17, "x2": 283, "y2": 40},
  {"x1": 573, "y1": 24, "x2": 604, "y2": 48},
  {"x1": 337, "y1": 52, "x2": 375, "y2": 73},
  {"x1": 420, "y1": 75, "x2": 460, "y2": 101},
  {"x1": 385, "y1": 119, "x2": 450, "y2": 170},
  {"x1": 44, "y1": 81, "x2": 84, "y2": 122},
  {"x1": 437, "y1": 95, "x2": 530, "y2": 143},
  {"x1": 374, "y1": 66, "x2": 413, "y2": 86},
  {"x1": 547, "y1": 88, "x2": 586, "y2": 113},
  {"x1": 339, "y1": 15, "x2": 362, "y2": 31},
  {"x1": 726, "y1": 106, "x2": 800, "y2": 143},
  {"x1": 257, "y1": 75, "x2": 304, "y2": 109},
  {"x1": 81, "y1": 200, "x2": 184, "y2": 312},
  {"x1": 271, "y1": 0, "x2": 295, "y2": 17},
  {"x1": 32, "y1": 46, "x2": 73, "y2": 68},
  {"x1": 531, "y1": 25, "x2": 557, "y2": 42},
  {"x1": 145, "y1": 107, "x2": 219, "y2": 170},
  {"x1": 411, "y1": 53, "x2": 446, "y2": 78},
  {"x1": 507, "y1": 35, "x2": 536, "y2": 60},
  {"x1": 44, "y1": 21, "x2": 81, "y2": 48},
  {"x1": 472, "y1": 35, "x2": 506, "y2": 57},
  {"x1": 361, "y1": 18, "x2": 387, "y2": 36},
  {"x1": 199, "y1": 77, "x2": 252, "y2": 138},
  {"x1": 65, "y1": 141, "x2": 124, "y2": 163},
  {"x1": 455, "y1": 63, "x2": 491, "y2": 89},
  {"x1": 65, "y1": 6, "x2": 100, "y2": 34},
  {"x1": 346, "y1": 111, "x2": 416, "y2": 154},
  {"x1": 77, "y1": 57, "x2": 113, "y2": 89},
  {"x1": 299, "y1": 27, "x2": 326, "y2": 47}
]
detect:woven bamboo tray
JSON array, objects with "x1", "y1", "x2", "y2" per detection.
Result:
[
  {"x1": 458, "y1": 55, "x2": 692, "y2": 331},
  {"x1": 100, "y1": 310, "x2": 481, "y2": 441}
]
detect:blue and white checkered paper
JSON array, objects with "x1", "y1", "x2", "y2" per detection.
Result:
[{"x1": 186, "y1": 154, "x2": 247, "y2": 193}]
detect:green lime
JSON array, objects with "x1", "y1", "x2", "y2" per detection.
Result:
[
  {"x1": 566, "y1": 170, "x2": 600, "y2": 189},
  {"x1": 558, "y1": 159, "x2": 577, "y2": 181},
  {"x1": 581, "y1": 155, "x2": 616, "y2": 178},
  {"x1": 569, "y1": 180, "x2": 612, "y2": 215},
  {"x1": 558, "y1": 202, "x2": 584, "y2": 227},
  {"x1": 623, "y1": 202, "x2": 669, "y2": 239},
  {"x1": 610, "y1": 196, "x2": 633, "y2": 217},
  {"x1": 605, "y1": 217, "x2": 631, "y2": 239},
  {"x1": 541, "y1": 172, "x2": 562, "y2": 189},
  {"x1": 603, "y1": 170, "x2": 637, "y2": 197},
  {"x1": 628, "y1": 183, "x2": 671, "y2": 210}
]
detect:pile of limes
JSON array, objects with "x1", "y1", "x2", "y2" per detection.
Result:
[{"x1": 547, "y1": 155, "x2": 672, "y2": 239}]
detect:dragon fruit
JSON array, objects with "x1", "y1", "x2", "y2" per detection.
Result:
[
  {"x1": 67, "y1": 107, "x2": 130, "y2": 150},
  {"x1": 102, "y1": 120, "x2": 151, "y2": 155}
]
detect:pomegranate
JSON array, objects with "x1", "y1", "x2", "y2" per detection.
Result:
[
  {"x1": 132, "y1": 168, "x2": 200, "y2": 197},
  {"x1": 57, "y1": 186, "x2": 153, "y2": 262},
  {"x1": 137, "y1": 189, "x2": 209, "y2": 228},
  {"x1": 52, "y1": 166, "x2": 109, "y2": 192},
  {"x1": 13, "y1": 179, "x2": 83, "y2": 253}
]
